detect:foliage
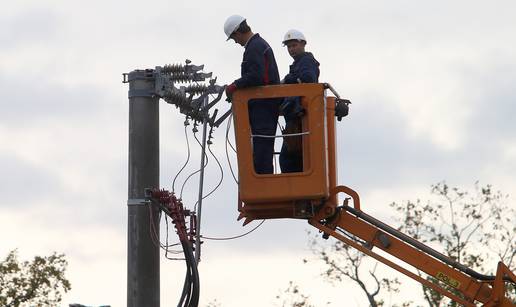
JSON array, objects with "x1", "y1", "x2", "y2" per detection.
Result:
[
  {"x1": 0, "y1": 249, "x2": 71, "y2": 307},
  {"x1": 305, "y1": 232, "x2": 410, "y2": 307},
  {"x1": 205, "y1": 299, "x2": 221, "y2": 307},
  {"x1": 291, "y1": 182, "x2": 515, "y2": 306},
  {"x1": 274, "y1": 281, "x2": 319, "y2": 307},
  {"x1": 391, "y1": 182, "x2": 516, "y2": 306}
]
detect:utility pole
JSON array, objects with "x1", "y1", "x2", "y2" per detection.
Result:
[
  {"x1": 124, "y1": 62, "x2": 224, "y2": 306},
  {"x1": 127, "y1": 69, "x2": 160, "y2": 307}
]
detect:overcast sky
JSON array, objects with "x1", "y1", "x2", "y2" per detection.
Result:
[{"x1": 1, "y1": 1, "x2": 515, "y2": 306}]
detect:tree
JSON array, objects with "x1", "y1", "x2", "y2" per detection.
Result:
[
  {"x1": 274, "y1": 281, "x2": 318, "y2": 307},
  {"x1": 204, "y1": 299, "x2": 222, "y2": 307},
  {"x1": 391, "y1": 182, "x2": 516, "y2": 306},
  {"x1": 299, "y1": 182, "x2": 514, "y2": 306},
  {"x1": 305, "y1": 232, "x2": 410, "y2": 307},
  {"x1": 0, "y1": 249, "x2": 71, "y2": 307}
]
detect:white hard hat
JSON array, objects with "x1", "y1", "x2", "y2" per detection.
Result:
[
  {"x1": 282, "y1": 29, "x2": 306, "y2": 45},
  {"x1": 224, "y1": 15, "x2": 246, "y2": 41}
]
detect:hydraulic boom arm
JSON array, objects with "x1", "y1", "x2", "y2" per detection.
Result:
[{"x1": 309, "y1": 185, "x2": 516, "y2": 307}]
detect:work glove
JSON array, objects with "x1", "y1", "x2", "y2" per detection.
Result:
[{"x1": 225, "y1": 83, "x2": 237, "y2": 102}]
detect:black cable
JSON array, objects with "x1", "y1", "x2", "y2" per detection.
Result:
[
  {"x1": 177, "y1": 238, "x2": 199, "y2": 307},
  {"x1": 184, "y1": 240, "x2": 199, "y2": 307},
  {"x1": 178, "y1": 266, "x2": 190, "y2": 307},
  {"x1": 173, "y1": 124, "x2": 192, "y2": 194},
  {"x1": 201, "y1": 220, "x2": 265, "y2": 241},
  {"x1": 148, "y1": 200, "x2": 199, "y2": 306}
]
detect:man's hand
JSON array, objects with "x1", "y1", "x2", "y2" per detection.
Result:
[{"x1": 225, "y1": 83, "x2": 237, "y2": 102}]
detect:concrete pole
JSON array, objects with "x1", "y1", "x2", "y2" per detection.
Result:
[{"x1": 127, "y1": 69, "x2": 160, "y2": 307}]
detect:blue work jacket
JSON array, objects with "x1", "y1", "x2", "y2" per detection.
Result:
[
  {"x1": 281, "y1": 52, "x2": 320, "y2": 121},
  {"x1": 283, "y1": 52, "x2": 320, "y2": 84},
  {"x1": 234, "y1": 34, "x2": 280, "y2": 88}
]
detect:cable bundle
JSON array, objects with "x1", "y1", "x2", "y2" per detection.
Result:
[{"x1": 146, "y1": 189, "x2": 200, "y2": 307}]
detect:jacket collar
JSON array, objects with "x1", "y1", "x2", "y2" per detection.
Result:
[{"x1": 244, "y1": 33, "x2": 259, "y2": 48}]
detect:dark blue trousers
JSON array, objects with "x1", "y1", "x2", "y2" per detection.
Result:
[
  {"x1": 279, "y1": 117, "x2": 303, "y2": 173},
  {"x1": 248, "y1": 99, "x2": 280, "y2": 174}
]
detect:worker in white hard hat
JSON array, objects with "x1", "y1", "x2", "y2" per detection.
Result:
[
  {"x1": 279, "y1": 29, "x2": 320, "y2": 173},
  {"x1": 223, "y1": 15, "x2": 281, "y2": 174}
]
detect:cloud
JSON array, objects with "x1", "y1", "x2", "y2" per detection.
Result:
[
  {"x1": 0, "y1": 7, "x2": 59, "y2": 50},
  {"x1": 0, "y1": 74, "x2": 107, "y2": 125},
  {"x1": 2, "y1": 1, "x2": 516, "y2": 306},
  {"x1": 0, "y1": 153, "x2": 61, "y2": 207}
]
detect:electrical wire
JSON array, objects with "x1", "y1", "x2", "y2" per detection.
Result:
[
  {"x1": 180, "y1": 129, "x2": 209, "y2": 199},
  {"x1": 148, "y1": 204, "x2": 184, "y2": 257},
  {"x1": 193, "y1": 143, "x2": 224, "y2": 212},
  {"x1": 225, "y1": 114, "x2": 239, "y2": 184},
  {"x1": 172, "y1": 124, "x2": 192, "y2": 194},
  {"x1": 201, "y1": 220, "x2": 265, "y2": 241},
  {"x1": 226, "y1": 114, "x2": 237, "y2": 153},
  {"x1": 148, "y1": 203, "x2": 162, "y2": 247},
  {"x1": 164, "y1": 215, "x2": 179, "y2": 260}
]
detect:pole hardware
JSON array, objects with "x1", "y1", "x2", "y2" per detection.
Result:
[
  {"x1": 125, "y1": 59, "x2": 230, "y2": 128},
  {"x1": 127, "y1": 198, "x2": 151, "y2": 206}
]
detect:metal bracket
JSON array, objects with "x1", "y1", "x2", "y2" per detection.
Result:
[
  {"x1": 128, "y1": 89, "x2": 156, "y2": 98},
  {"x1": 127, "y1": 198, "x2": 150, "y2": 206}
]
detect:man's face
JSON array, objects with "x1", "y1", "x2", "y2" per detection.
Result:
[
  {"x1": 286, "y1": 40, "x2": 306, "y2": 58},
  {"x1": 230, "y1": 32, "x2": 246, "y2": 46}
]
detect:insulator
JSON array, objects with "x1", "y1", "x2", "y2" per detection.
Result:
[
  {"x1": 164, "y1": 91, "x2": 189, "y2": 106},
  {"x1": 184, "y1": 84, "x2": 207, "y2": 95},
  {"x1": 162, "y1": 63, "x2": 186, "y2": 73},
  {"x1": 170, "y1": 73, "x2": 192, "y2": 83}
]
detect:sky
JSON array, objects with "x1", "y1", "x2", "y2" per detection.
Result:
[{"x1": 1, "y1": 0, "x2": 515, "y2": 306}]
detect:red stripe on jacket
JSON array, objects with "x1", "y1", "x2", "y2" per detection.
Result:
[{"x1": 263, "y1": 54, "x2": 269, "y2": 85}]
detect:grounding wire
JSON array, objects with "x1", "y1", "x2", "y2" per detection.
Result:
[
  {"x1": 225, "y1": 113, "x2": 239, "y2": 184},
  {"x1": 201, "y1": 220, "x2": 265, "y2": 241},
  {"x1": 172, "y1": 124, "x2": 192, "y2": 194}
]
